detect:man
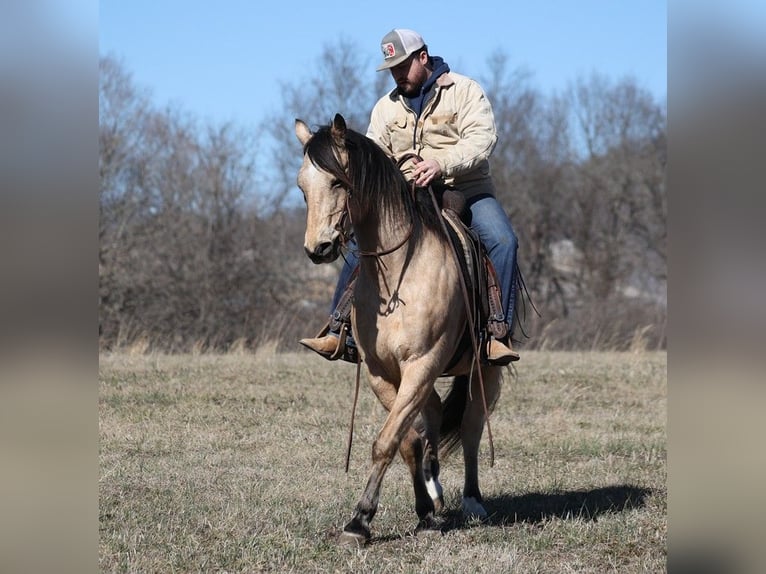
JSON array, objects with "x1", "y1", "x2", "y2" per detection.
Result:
[{"x1": 300, "y1": 28, "x2": 520, "y2": 365}]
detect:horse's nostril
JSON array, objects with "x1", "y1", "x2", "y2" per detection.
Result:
[
  {"x1": 305, "y1": 241, "x2": 335, "y2": 263},
  {"x1": 315, "y1": 242, "x2": 333, "y2": 257}
]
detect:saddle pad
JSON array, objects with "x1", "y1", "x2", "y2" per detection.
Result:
[{"x1": 441, "y1": 209, "x2": 481, "y2": 293}]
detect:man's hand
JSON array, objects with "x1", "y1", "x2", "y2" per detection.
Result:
[{"x1": 412, "y1": 158, "x2": 442, "y2": 187}]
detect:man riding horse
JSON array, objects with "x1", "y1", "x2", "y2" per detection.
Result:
[{"x1": 301, "y1": 28, "x2": 521, "y2": 366}]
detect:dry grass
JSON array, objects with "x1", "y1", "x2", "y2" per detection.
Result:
[{"x1": 99, "y1": 350, "x2": 666, "y2": 573}]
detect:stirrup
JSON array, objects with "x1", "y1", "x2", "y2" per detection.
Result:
[
  {"x1": 328, "y1": 324, "x2": 347, "y2": 361},
  {"x1": 335, "y1": 325, "x2": 360, "y2": 364},
  {"x1": 485, "y1": 336, "x2": 520, "y2": 366},
  {"x1": 303, "y1": 322, "x2": 359, "y2": 364}
]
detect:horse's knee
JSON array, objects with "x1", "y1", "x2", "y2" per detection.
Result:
[{"x1": 372, "y1": 437, "x2": 397, "y2": 463}]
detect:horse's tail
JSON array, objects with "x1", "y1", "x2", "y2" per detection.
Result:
[
  {"x1": 439, "y1": 375, "x2": 468, "y2": 458},
  {"x1": 439, "y1": 373, "x2": 503, "y2": 458}
]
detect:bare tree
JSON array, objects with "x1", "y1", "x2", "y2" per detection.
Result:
[
  {"x1": 99, "y1": 46, "x2": 666, "y2": 352},
  {"x1": 484, "y1": 56, "x2": 666, "y2": 349},
  {"x1": 100, "y1": 56, "x2": 280, "y2": 350},
  {"x1": 566, "y1": 74, "x2": 666, "y2": 300}
]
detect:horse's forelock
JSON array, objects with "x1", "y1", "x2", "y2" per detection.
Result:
[{"x1": 305, "y1": 127, "x2": 345, "y2": 182}]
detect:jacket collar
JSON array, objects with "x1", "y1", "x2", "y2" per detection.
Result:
[{"x1": 386, "y1": 72, "x2": 455, "y2": 101}]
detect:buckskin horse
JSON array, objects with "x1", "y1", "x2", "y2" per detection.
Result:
[{"x1": 295, "y1": 114, "x2": 506, "y2": 547}]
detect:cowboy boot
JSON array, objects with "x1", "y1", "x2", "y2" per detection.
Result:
[
  {"x1": 483, "y1": 257, "x2": 520, "y2": 365},
  {"x1": 487, "y1": 337, "x2": 520, "y2": 365},
  {"x1": 300, "y1": 323, "x2": 358, "y2": 363},
  {"x1": 300, "y1": 271, "x2": 358, "y2": 362},
  {"x1": 299, "y1": 330, "x2": 344, "y2": 358}
]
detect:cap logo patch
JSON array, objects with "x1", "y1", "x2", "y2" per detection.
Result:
[{"x1": 382, "y1": 42, "x2": 396, "y2": 59}]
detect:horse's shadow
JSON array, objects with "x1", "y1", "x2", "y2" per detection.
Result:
[
  {"x1": 362, "y1": 484, "x2": 653, "y2": 544},
  {"x1": 440, "y1": 484, "x2": 653, "y2": 532}
]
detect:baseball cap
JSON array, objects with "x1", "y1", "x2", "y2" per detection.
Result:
[{"x1": 376, "y1": 29, "x2": 426, "y2": 71}]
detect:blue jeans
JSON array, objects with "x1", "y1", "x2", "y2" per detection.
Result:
[
  {"x1": 466, "y1": 193, "x2": 519, "y2": 331},
  {"x1": 330, "y1": 249, "x2": 359, "y2": 312},
  {"x1": 330, "y1": 193, "x2": 518, "y2": 333}
]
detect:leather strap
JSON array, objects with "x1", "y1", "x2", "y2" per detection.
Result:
[
  {"x1": 329, "y1": 267, "x2": 359, "y2": 333},
  {"x1": 485, "y1": 258, "x2": 509, "y2": 341}
]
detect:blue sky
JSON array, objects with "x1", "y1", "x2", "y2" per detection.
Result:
[{"x1": 100, "y1": 1, "x2": 668, "y2": 128}]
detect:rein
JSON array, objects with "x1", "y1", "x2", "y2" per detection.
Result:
[
  {"x1": 354, "y1": 211, "x2": 414, "y2": 258},
  {"x1": 345, "y1": 356, "x2": 362, "y2": 473},
  {"x1": 397, "y1": 154, "x2": 494, "y2": 465}
]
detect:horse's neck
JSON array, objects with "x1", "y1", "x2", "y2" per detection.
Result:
[
  {"x1": 353, "y1": 209, "x2": 417, "y2": 276},
  {"x1": 353, "y1": 197, "x2": 406, "y2": 243}
]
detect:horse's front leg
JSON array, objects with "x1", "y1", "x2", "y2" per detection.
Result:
[{"x1": 340, "y1": 370, "x2": 435, "y2": 547}]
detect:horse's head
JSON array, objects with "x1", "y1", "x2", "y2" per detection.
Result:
[{"x1": 295, "y1": 114, "x2": 351, "y2": 264}]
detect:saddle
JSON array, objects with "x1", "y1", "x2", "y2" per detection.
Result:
[
  {"x1": 440, "y1": 198, "x2": 508, "y2": 342},
  {"x1": 437, "y1": 189, "x2": 508, "y2": 370}
]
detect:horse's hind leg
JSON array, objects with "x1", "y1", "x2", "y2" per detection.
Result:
[
  {"x1": 398, "y1": 425, "x2": 440, "y2": 532},
  {"x1": 460, "y1": 367, "x2": 502, "y2": 520},
  {"x1": 418, "y1": 389, "x2": 444, "y2": 513}
]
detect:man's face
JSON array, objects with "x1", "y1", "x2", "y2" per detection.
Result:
[{"x1": 389, "y1": 51, "x2": 429, "y2": 97}]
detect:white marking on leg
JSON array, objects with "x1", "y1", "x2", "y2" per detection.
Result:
[
  {"x1": 462, "y1": 496, "x2": 488, "y2": 520},
  {"x1": 426, "y1": 477, "x2": 443, "y2": 502}
]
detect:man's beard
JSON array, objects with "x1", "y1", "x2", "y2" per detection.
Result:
[{"x1": 397, "y1": 82, "x2": 419, "y2": 98}]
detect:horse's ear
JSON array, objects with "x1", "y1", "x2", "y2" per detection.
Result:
[
  {"x1": 331, "y1": 113, "x2": 347, "y2": 146},
  {"x1": 295, "y1": 119, "x2": 312, "y2": 146}
]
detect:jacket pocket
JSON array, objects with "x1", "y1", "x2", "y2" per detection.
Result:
[
  {"x1": 424, "y1": 113, "x2": 458, "y2": 148},
  {"x1": 387, "y1": 115, "x2": 412, "y2": 153}
]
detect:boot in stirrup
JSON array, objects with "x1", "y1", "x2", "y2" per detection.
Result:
[
  {"x1": 487, "y1": 337, "x2": 520, "y2": 366},
  {"x1": 300, "y1": 323, "x2": 358, "y2": 363},
  {"x1": 299, "y1": 323, "x2": 347, "y2": 361},
  {"x1": 301, "y1": 270, "x2": 359, "y2": 363},
  {"x1": 299, "y1": 334, "x2": 343, "y2": 358}
]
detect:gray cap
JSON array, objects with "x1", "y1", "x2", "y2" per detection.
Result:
[{"x1": 376, "y1": 29, "x2": 425, "y2": 71}]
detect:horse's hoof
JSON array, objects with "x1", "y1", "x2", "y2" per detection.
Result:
[
  {"x1": 338, "y1": 530, "x2": 368, "y2": 548},
  {"x1": 461, "y1": 496, "x2": 489, "y2": 522},
  {"x1": 415, "y1": 515, "x2": 444, "y2": 537},
  {"x1": 432, "y1": 495, "x2": 445, "y2": 514}
]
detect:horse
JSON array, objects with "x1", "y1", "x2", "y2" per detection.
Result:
[{"x1": 295, "y1": 113, "x2": 504, "y2": 547}]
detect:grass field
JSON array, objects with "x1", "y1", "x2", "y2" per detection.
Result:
[{"x1": 99, "y1": 350, "x2": 666, "y2": 573}]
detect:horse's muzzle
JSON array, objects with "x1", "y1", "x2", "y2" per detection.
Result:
[{"x1": 305, "y1": 240, "x2": 339, "y2": 264}]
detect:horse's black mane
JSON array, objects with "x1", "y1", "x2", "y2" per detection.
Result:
[{"x1": 303, "y1": 124, "x2": 442, "y2": 232}]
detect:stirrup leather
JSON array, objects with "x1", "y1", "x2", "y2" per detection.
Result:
[
  {"x1": 324, "y1": 269, "x2": 360, "y2": 364},
  {"x1": 484, "y1": 257, "x2": 509, "y2": 341}
]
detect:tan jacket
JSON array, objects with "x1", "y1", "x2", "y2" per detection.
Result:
[{"x1": 366, "y1": 71, "x2": 499, "y2": 200}]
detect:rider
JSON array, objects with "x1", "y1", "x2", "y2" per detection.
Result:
[{"x1": 300, "y1": 28, "x2": 520, "y2": 365}]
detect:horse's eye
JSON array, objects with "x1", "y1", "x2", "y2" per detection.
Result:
[{"x1": 331, "y1": 179, "x2": 343, "y2": 189}]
